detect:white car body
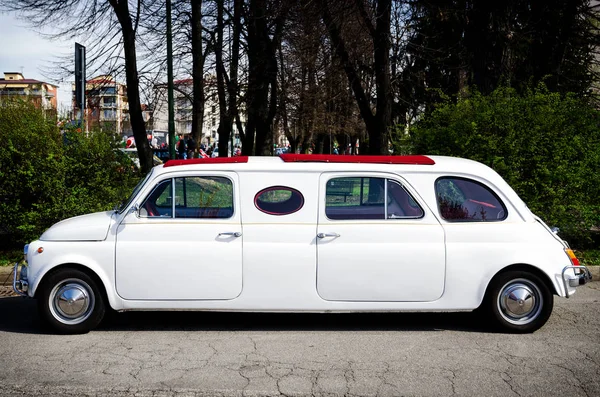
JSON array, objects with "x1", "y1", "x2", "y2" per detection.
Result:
[{"x1": 15, "y1": 154, "x2": 591, "y2": 333}]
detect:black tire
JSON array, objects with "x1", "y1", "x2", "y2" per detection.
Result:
[
  {"x1": 37, "y1": 268, "x2": 106, "y2": 334},
  {"x1": 484, "y1": 270, "x2": 553, "y2": 333}
]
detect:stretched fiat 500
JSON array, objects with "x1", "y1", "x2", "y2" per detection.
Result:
[{"x1": 14, "y1": 154, "x2": 591, "y2": 334}]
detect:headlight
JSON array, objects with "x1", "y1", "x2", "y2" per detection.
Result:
[{"x1": 23, "y1": 244, "x2": 29, "y2": 264}]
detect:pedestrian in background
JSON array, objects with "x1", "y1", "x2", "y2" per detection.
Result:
[
  {"x1": 177, "y1": 134, "x2": 187, "y2": 159},
  {"x1": 187, "y1": 135, "x2": 197, "y2": 159}
]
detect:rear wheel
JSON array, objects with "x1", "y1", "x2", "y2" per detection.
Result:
[
  {"x1": 38, "y1": 268, "x2": 105, "y2": 334},
  {"x1": 485, "y1": 270, "x2": 553, "y2": 333}
]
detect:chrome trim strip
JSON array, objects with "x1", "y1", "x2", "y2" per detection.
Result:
[{"x1": 562, "y1": 265, "x2": 592, "y2": 298}]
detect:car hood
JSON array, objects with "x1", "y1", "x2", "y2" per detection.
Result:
[{"x1": 40, "y1": 211, "x2": 115, "y2": 241}]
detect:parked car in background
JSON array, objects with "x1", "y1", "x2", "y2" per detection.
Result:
[{"x1": 13, "y1": 154, "x2": 591, "y2": 334}]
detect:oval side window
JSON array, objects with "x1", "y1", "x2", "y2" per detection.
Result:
[{"x1": 254, "y1": 186, "x2": 305, "y2": 216}]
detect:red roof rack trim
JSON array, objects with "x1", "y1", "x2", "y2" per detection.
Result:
[
  {"x1": 164, "y1": 156, "x2": 249, "y2": 167},
  {"x1": 279, "y1": 154, "x2": 435, "y2": 165}
]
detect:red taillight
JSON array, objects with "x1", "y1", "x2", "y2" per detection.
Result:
[{"x1": 565, "y1": 249, "x2": 580, "y2": 266}]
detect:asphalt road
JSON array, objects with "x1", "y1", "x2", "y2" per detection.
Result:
[{"x1": 0, "y1": 283, "x2": 598, "y2": 397}]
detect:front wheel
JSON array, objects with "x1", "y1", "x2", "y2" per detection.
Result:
[
  {"x1": 38, "y1": 268, "x2": 106, "y2": 334},
  {"x1": 484, "y1": 271, "x2": 553, "y2": 333}
]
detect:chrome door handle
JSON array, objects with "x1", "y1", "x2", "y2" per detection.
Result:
[
  {"x1": 218, "y1": 232, "x2": 242, "y2": 237},
  {"x1": 317, "y1": 232, "x2": 340, "y2": 239}
]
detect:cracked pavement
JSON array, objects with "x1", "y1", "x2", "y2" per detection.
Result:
[{"x1": 0, "y1": 282, "x2": 598, "y2": 396}]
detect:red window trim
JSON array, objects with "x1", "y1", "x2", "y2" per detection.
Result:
[
  {"x1": 164, "y1": 156, "x2": 249, "y2": 167},
  {"x1": 279, "y1": 154, "x2": 435, "y2": 165}
]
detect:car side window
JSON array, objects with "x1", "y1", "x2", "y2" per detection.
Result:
[
  {"x1": 140, "y1": 179, "x2": 173, "y2": 218},
  {"x1": 435, "y1": 177, "x2": 507, "y2": 221},
  {"x1": 255, "y1": 186, "x2": 304, "y2": 215},
  {"x1": 325, "y1": 177, "x2": 423, "y2": 220},
  {"x1": 387, "y1": 180, "x2": 424, "y2": 218},
  {"x1": 174, "y1": 176, "x2": 233, "y2": 219}
]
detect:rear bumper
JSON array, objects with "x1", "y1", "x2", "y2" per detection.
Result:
[{"x1": 562, "y1": 265, "x2": 592, "y2": 298}]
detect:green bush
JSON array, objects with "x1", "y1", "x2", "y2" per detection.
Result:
[
  {"x1": 403, "y1": 85, "x2": 600, "y2": 247},
  {"x1": 0, "y1": 101, "x2": 141, "y2": 248}
]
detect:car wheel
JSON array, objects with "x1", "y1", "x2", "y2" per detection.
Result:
[
  {"x1": 485, "y1": 270, "x2": 553, "y2": 333},
  {"x1": 38, "y1": 268, "x2": 106, "y2": 334}
]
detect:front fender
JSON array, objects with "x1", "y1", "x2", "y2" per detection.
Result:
[{"x1": 28, "y1": 244, "x2": 124, "y2": 311}]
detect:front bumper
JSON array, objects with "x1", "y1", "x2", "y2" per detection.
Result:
[
  {"x1": 12, "y1": 261, "x2": 29, "y2": 297},
  {"x1": 562, "y1": 265, "x2": 592, "y2": 298}
]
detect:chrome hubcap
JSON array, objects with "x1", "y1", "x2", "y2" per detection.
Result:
[
  {"x1": 498, "y1": 279, "x2": 542, "y2": 325},
  {"x1": 49, "y1": 279, "x2": 94, "y2": 325}
]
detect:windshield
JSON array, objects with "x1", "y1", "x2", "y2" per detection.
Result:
[{"x1": 116, "y1": 170, "x2": 154, "y2": 214}]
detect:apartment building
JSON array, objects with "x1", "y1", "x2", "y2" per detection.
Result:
[
  {"x1": 0, "y1": 72, "x2": 58, "y2": 117},
  {"x1": 72, "y1": 75, "x2": 130, "y2": 134}
]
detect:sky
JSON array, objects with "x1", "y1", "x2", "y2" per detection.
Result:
[{"x1": 0, "y1": 12, "x2": 73, "y2": 110}]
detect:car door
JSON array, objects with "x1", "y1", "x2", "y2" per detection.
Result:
[
  {"x1": 316, "y1": 172, "x2": 446, "y2": 302},
  {"x1": 115, "y1": 172, "x2": 243, "y2": 300}
]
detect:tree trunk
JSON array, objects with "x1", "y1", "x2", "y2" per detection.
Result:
[
  {"x1": 320, "y1": 0, "x2": 392, "y2": 155},
  {"x1": 109, "y1": 0, "x2": 152, "y2": 173},
  {"x1": 246, "y1": 0, "x2": 287, "y2": 156},
  {"x1": 216, "y1": 0, "x2": 231, "y2": 157},
  {"x1": 228, "y1": 0, "x2": 243, "y2": 151},
  {"x1": 372, "y1": 0, "x2": 392, "y2": 155},
  {"x1": 191, "y1": 0, "x2": 205, "y2": 148},
  {"x1": 247, "y1": 0, "x2": 271, "y2": 155}
]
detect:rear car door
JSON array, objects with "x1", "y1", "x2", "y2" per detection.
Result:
[{"x1": 316, "y1": 172, "x2": 446, "y2": 302}]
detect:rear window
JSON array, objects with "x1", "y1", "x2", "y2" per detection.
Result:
[
  {"x1": 435, "y1": 177, "x2": 507, "y2": 222},
  {"x1": 255, "y1": 186, "x2": 304, "y2": 215}
]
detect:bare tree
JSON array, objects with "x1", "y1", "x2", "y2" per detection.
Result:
[
  {"x1": 320, "y1": 0, "x2": 392, "y2": 155},
  {"x1": 108, "y1": 0, "x2": 153, "y2": 171},
  {"x1": 244, "y1": 0, "x2": 289, "y2": 155}
]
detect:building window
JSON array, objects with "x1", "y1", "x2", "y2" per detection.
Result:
[
  {"x1": 103, "y1": 109, "x2": 116, "y2": 120},
  {"x1": 103, "y1": 97, "x2": 116, "y2": 106},
  {"x1": 100, "y1": 87, "x2": 116, "y2": 95}
]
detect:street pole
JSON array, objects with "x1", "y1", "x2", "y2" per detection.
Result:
[
  {"x1": 167, "y1": 0, "x2": 176, "y2": 160},
  {"x1": 75, "y1": 43, "x2": 86, "y2": 134}
]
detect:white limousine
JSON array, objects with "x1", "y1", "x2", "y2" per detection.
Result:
[{"x1": 13, "y1": 154, "x2": 592, "y2": 334}]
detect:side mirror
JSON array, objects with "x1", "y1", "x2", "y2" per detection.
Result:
[{"x1": 129, "y1": 203, "x2": 140, "y2": 216}]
